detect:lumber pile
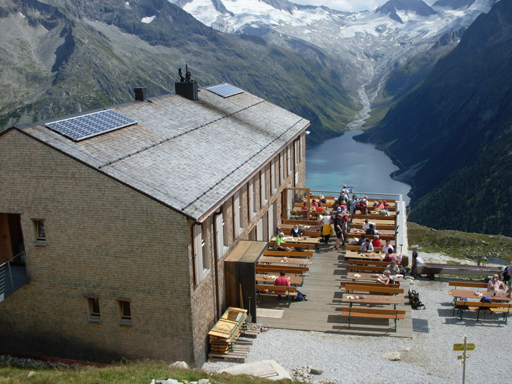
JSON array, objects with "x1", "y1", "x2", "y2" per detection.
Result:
[{"x1": 208, "y1": 307, "x2": 250, "y2": 362}]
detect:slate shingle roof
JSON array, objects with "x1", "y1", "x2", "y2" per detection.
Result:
[{"x1": 21, "y1": 86, "x2": 310, "y2": 221}]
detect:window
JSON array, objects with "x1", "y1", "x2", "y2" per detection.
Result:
[
  {"x1": 215, "y1": 212, "x2": 225, "y2": 259},
  {"x1": 294, "y1": 140, "x2": 299, "y2": 166},
  {"x1": 193, "y1": 224, "x2": 209, "y2": 285},
  {"x1": 268, "y1": 204, "x2": 274, "y2": 240},
  {"x1": 248, "y1": 179, "x2": 255, "y2": 219},
  {"x1": 279, "y1": 152, "x2": 284, "y2": 184},
  {"x1": 118, "y1": 300, "x2": 132, "y2": 325},
  {"x1": 271, "y1": 159, "x2": 277, "y2": 194},
  {"x1": 87, "y1": 297, "x2": 101, "y2": 322},
  {"x1": 233, "y1": 192, "x2": 241, "y2": 238},
  {"x1": 287, "y1": 146, "x2": 292, "y2": 175},
  {"x1": 260, "y1": 167, "x2": 267, "y2": 206},
  {"x1": 239, "y1": 188, "x2": 246, "y2": 232},
  {"x1": 33, "y1": 219, "x2": 46, "y2": 244},
  {"x1": 299, "y1": 134, "x2": 304, "y2": 161}
]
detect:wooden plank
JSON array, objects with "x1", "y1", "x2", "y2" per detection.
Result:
[{"x1": 263, "y1": 250, "x2": 314, "y2": 258}]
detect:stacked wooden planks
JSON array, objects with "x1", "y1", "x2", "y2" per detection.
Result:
[{"x1": 208, "y1": 307, "x2": 250, "y2": 362}]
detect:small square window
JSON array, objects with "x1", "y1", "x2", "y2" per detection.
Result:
[
  {"x1": 87, "y1": 297, "x2": 101, "y2": 322},
  {"x1": 33, "y1": 219, "x2": 47, "y2": 244},
  {"x1": 118, "y1": 300, "x2": 132, "y2": 325}
]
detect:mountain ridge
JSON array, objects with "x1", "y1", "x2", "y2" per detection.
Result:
[{"x1": 356, "y1": 0, "x2": 512, "y2": 235}]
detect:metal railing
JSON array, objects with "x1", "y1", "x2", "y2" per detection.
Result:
[
  {"x1": 308, "y1": 190, "x2": 406, "y2": 253},
  {"x1": 0, "y1": 251, "x2": 30, "y2": 303}
]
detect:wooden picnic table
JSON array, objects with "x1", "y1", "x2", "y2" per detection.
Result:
[
  {"x1": 344, "y1": 251, "x2": 385, "y2": 261},
  {"x1": 342, "y1": 293, "x2": 404, "y2": 307},
  {"x1": 256, "y1": 273, "x2": 303, "y2": 286},
  {"x1": 347, "y1": 272, "x2": 404, "y2": 282},
  {"x1": 280, "y1": 223, "x2": 321, "y2": 231},
  {"x1": 271, "y1": 236, "x2": 320, "y2": 245},
  {"x1": 351, "y1": 220, "x2": 395, "y2": 230},
  {"x1": 258, "y1": 255, "x2": 311, "y2": 266},
  {"x1": 349, "y1": 228, "x2": 395, "y2": 236},
  {"x1": 449, "y1": 289, "x2": 512, "y2": 301}
]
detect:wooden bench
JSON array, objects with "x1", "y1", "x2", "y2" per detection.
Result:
[
  {"x1": 340, "y1": 280, "x2": 400, "y2": 289},
  {"x1": 256, "y1": 284, "x2": 297, "y2": 307},
  {"x1": 348, "y1": 260, "x2": 389, "y2": 267},
  {"x1": 347, "y1": 265, "x2": 386, "y2": 273},
  {"x1": 344, "y1": 283, "x2": 404, "y2": 295},
  {"x1": 282, "y1": 229, "x2": 322, "y2": 237},
  {"x1": 283, "y1": 219, "x2": 319, "y2": 226},
  {"x1": 268, "y1": 242, "x2": 316, "y2": 250},
  {"x1": 345, "y1": 245, "x2": 383, "y2": 252},
  {"x1": 256, "y1": 264, "x2": 309, "y2": 276},
  {"x1": 455, "y1": 300, "x2": 512, "y2": 324},
  {"x1": 449, "y1": 281, "x2": 488, "y2": 289},
  {"x1": 341, "y1": 307, "x2": 406, "y2": 331},
  {"x1": 263, "y1": 250, "x2": 314, "y2": 258}
]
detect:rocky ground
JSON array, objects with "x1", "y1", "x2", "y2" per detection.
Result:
[{"x1": 203, "y1": 262, "x2": 511, "y2": 383}]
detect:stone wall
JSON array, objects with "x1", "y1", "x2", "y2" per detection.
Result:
[{"x1": 0, "y1": 130, "x2": 194, "y2": 363}]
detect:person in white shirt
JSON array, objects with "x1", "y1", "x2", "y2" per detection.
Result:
[
  {"x1": 382, "y1": 239, "x2": 394, "y2": 255},
  {"x1": 362, "y1": 219, "x2": 376, "y2": 231}
]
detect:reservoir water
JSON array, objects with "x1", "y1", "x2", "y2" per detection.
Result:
[{"x1": 306, "y1": 130, "x2": 411, "y2": 204}]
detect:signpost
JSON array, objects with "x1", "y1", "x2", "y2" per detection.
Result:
[{"x1": 453, "y1": 336, "x2": 475, "y2": 384}]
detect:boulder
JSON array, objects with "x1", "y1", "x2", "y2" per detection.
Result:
[
  {"x1": 383, "y1": 352, "x2": 401, "y2": 361},
  {"x1": 170, "y1": 361, "x2": 189, "y2": 369}
]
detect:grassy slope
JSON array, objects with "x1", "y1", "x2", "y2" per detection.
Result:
[
  {"x1": 0, "y1": 361, "x2": 301, "y2": 384},
  {"x1": 407, "y1": 222, "x2": 512, "y2": 263}
]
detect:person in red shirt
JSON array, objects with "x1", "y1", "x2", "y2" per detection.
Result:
[
  {"x1": 372, "y1": 235, "x2": 382, "y2": 248},
  {"x1": 274, "y1": 270, "x2": 291, "y2": 295}
]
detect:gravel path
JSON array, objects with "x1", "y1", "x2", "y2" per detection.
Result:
[{"x1": 203, "y1": 277, "x2": 511, "y2": 383}]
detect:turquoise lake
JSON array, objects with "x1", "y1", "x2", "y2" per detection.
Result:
[{"x1": 306, "y1": 130, "x2": 411, "y2": 204}]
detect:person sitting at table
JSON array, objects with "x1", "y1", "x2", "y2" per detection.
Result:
[
  {"x1": 311, "y1": 199, "x2": 319, "y2": 208},
  {"x1": 385, "y1": 260, "x2": 401, "y2": 276},
  {"x1": 372, "y1": 235, "x2": 382, "y2": 248},
  {"x1": 357, "y1": 233, "x2": 367, "y2": 246},
  {"x1": 301, "y1": 201, "x2": 308, "y2": 217},
  {"x1": 373, "y1": 201, "x2": 384, "y2": 210},
  {"x1": 274, "y1": 270, "x2": 291, "y2": 295},
  {"x1": 382, "y1": 239, "x2": 394, "y2": 256},
  {"x1": 362, "y1": 219, "x2": 375, "y2": 231},
  {"x1": 488, "y1": 274, "x2": 506, "y2": 295},
  {"x1": 366, "y1": 224, "x2": 379, "y2": 235},
  {"x1": 315, "y1": 202, "x2": 326, "y2": 214},
  {"x1": 360, "y1": 238, "x2": 374, "y2": 253},
  {"x1": 383, "y1": 248, "x2": 396, "y2": 262},
  {"x1": 294, "y1": 193, "x2": 303, "y2": 203},
  {"x1": 377, "y1": 270, "x2": 394, "y2": 286},
  {"x1": 291, "y1": 224, "x2": 306, "y2": 251},
  {"x1": 379, "y1": 208, "x2": 389, "y2": 216},
  {"x1": 274, "y1": 232, "x2": 291, "y2": 252}
]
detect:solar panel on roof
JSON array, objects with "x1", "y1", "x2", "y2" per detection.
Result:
[
  {"x1": 46, "y1": 109, "x2": 137, "y2": 141},
  {"x1": 207, "y1": 84, "x2": 244, "y2": 98}
]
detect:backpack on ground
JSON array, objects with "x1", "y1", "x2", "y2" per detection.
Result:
[
  {"x1": 296, "y1": 290, "x2": 307, "y2": 301},
  {"x1": 408, "y1": 289, "x2": 425, "y2": 310}
]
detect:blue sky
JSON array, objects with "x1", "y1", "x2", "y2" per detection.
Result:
[{"x1": 291, "y1": 0, "x2": 436, "y2": 12}]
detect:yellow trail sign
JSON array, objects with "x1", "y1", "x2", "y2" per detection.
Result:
[{"x1": 453, "y1": 344, "x2": 475, "y2": 351}]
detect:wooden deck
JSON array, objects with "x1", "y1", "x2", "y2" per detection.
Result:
[{"x1": 255, "y1": 242, "x2": 413, "y2": 337}]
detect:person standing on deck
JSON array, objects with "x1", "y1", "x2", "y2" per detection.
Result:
[
  {"x1": 410, "y1": 245, "x2": 420, "y2": 278},
  {"x1": 333, "y1": 212, "x2": 344, "y2": 250},
  {"x1": 322, "y1": 212, "x2": 334, "y2": 245}
]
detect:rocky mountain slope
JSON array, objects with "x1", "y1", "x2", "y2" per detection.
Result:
[
  {"x1": 356, "y1": 0, "x2": 512, "y2": 236},
  {"x1": 176, "y1": 0, "x2": 497, "y2": 104},
  {"x1": 0, "y1": 0, "x2": 357, "y2": 145}
]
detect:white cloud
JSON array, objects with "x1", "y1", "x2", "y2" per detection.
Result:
[{"x1": 291, "y1": 0, "x2": 437, "y2": 13}]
